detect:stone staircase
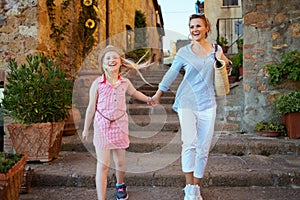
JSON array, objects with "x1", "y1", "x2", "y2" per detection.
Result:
[{"x1": 21, "y1": 67, "x2": 300, "y2": 199}]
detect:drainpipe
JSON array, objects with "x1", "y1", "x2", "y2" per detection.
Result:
[
  {"x1": 106, "y1": 0, "x2": 110, "y2": 45},
  {"x1": 0, "y1": 103, "x2": 3, "y2": 152}
]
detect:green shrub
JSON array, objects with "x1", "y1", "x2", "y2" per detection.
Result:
[
  {"x1": 264, "y1": 50, "x2": 300, "y2": 86},
  {"x1": 2, "y1": 54, "x2": 73, "y2": 124},
  {"x1": 254, "y1": 120, "x2": 286, "y2": 132},
  {"x1": 217, "y1": 36, "x2": 228, "y2": 46},
  {"x1": 0, "y1": 152, "x2": 23, "y2": 173},
  {"x1": 274, "y1": 91, "x2": 300, "y2": 114}
]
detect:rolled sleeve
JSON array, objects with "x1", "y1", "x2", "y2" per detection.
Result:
[{"x1": 159, "y1": 56, "x2": 184, "y2": 91}]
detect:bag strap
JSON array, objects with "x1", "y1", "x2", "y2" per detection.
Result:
[{"x1": 214, "y1": 44, "x2": 218, "y2": 60}]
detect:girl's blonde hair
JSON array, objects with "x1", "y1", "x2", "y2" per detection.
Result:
[{"x1": 98, "y1": 45, "x2": 153, "y2": 86}]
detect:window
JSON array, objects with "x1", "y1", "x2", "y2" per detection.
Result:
[
  {"x1": 126, "y1": 25, "x2": 133, "y2": 50},
  {"x1": 223, "y1": 0, "x2": 238, "y2": 6}
]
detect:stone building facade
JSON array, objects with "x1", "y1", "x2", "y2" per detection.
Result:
[
  {"x1": 0, "y1": 0, "x2": 164, "y2": 77},
  {"x1": 242, "y1": 0, "x2": 300, "y2": 130},
  {"x1": 1, "y1": 0, "x2": 299, "y2": 134}
]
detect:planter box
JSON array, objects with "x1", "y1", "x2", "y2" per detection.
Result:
[
  {"x1": 7, "y1": 121, "x2": 65, "y2": 162},
  {"x1": 282, "y1": 112, "x2": 300, "y2": 139},
  {"x1": 20, "y1": 165, "x2": 34, "y2": 194},
  {"x1": 0, "y1": 154, "x2": 27, "y2": 200},
  {"x1": 63, "y1": 107, "x2": 81, "y2": 136}
]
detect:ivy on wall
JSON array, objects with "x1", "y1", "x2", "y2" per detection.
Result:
[
  {"x1": 46, "y1": 0, "x2": 71, "y2": 45},
  {"x1": 46, "y1": 0, "x2": 76, "y2": 78},
  {"x1": 78, "y1": 0, "x2": 99, "y2": 58}
]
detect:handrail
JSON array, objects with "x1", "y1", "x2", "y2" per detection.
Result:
[{"x1": 216, "y1": 17, "x2": 243, "y2": 53}]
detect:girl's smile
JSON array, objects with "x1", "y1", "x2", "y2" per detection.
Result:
[{"x1": 103, "y1": 51, "x2": 121, "y2": 72}]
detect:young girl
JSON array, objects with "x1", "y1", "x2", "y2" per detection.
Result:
[{"x1": 82, "y1": 45, "x2": 153, "y2": 200}]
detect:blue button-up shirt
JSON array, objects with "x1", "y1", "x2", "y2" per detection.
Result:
[{"x1": 159, "y1": 43, "x2": 220, "y2": 112}]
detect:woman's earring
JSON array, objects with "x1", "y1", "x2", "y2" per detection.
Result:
[{"x1": 188, "y1": 34, "x2": 192, "y2": 40}]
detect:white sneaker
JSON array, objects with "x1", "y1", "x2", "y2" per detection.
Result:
[
  {"x1": 184, "y1": 184, "x2": 194, "y2": 200},
  {"x1": 194, "y1": 185, "x2": 203, "y2": 200}
]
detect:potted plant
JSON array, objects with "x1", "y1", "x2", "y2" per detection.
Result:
[
  {"x1": 254, "y1": 120, "x2": 286, "y2": 137},
  {"x1": 274, "y1": 91, "x2": 300, "y2": 139},
  {"x1": 217, "y1": 36, "x2": 229, "y2": 53},
  {"x1": 236, "y1": 38, "x2": 243, "y2": 50},
  {"x1": 0, "y1": 152, "x2": 27, "y2": 200},
  {"x1": 230, "y1": 50, "x2": 243, "y2": 80},
  {"x1": 2, "y1": 54, "x2": 73, "y2": 162}
]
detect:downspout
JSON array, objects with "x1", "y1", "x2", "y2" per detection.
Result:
[{"x1": 106, "y1": 0, "x2": 110, "y2": 45}]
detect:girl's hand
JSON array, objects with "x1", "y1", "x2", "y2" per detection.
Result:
[{"x1": 82, "y1": 130, "x2": 89, "y2": 142}]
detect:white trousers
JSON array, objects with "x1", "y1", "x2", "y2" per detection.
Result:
[{"x1": 178, "y1": 106, "x2": 217, "y2": 178}]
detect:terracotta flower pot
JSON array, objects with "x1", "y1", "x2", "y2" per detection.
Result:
[
  {"x1": 229, "y1": 75, "x2": 238, "y2": 83},
  {"x1": 63, "y1": 107, "x2": 82, "y2": 136},
  {"x1": 257, "y1": 130, "x2": 282, "y2": 137},
  {"x1": 281, "y1": 112, "x2": 300, "y2": 139},
  {"x1": 222, "y1": 45, "x2": 229, "y2": 53},
  {"x1": 7, "y1": 121, "x2": 65, "y2": 162},
  {"x1": 0, "y1": 154, "x2": 27, "y2": 200}
]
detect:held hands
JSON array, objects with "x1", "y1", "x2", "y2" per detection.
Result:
[
  {"x1": 146, "y1": 96, "x2": 158, "y2": 106},
  {"x1": 151, "y1": 94, "x2": 160, "y2": 106},
  {"x1": 150, "y1": 90, "x2": 162, "y2": 106}
]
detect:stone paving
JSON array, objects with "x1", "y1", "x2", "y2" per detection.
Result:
[{"x1": 19, "y1": 186, "x2": 300, "y2": 200}]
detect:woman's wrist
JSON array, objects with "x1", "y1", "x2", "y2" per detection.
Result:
[{"x1": 155, "y1": 90, "x2": 163, "y2": 97}]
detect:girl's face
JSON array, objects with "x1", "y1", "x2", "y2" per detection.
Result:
[
  {"x1": 102, "y1": 51, "x2": 121, "y2": 72},
  {"x1": 189, "y1": 18, "x2": 208, "y2": 41}
]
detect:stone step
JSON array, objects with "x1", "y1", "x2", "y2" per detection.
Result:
[
  {"x1": 19, "y1": 185, "x2": 300, "y2": 200},
  {"x1": 61, "y1": 133, "x2": 300, "y2": 156},
  {"x1": 127, "y1": 104, "x2": 175, "y2": 115},
  {"x1": 27, "y1": 151, "x2": 300, "y2": 188},
  {"x1": 128, "y1": 114, "x2": 179, "y2": 132}
]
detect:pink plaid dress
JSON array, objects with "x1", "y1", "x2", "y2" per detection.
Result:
[{"x1": 93, "y1": 75, "x2": 136, "y2": 149}]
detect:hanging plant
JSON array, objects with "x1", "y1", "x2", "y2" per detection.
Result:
[{"x1": 78, "y1": 0, "x2": 99, "y2": 58}]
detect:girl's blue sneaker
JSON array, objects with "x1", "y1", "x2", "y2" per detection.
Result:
[{"x1": 116, "y1": 184, "x2": 128, "y2": 200}]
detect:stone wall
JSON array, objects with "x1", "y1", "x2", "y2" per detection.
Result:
[
  {"x1": 242, "y1": 0, "x2": 300, "y2": 131},
  {"x1": 0, "y1": 0, "x2": 163, "y2": 74},
  {"x1": 0, "y1": 0, "x2": 82, "y2": 77},
  {"x1": 0, "y1": 0, "x2": 39, "y2": 64}
]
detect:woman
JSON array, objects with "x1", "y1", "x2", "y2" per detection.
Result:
[{"x1": 152, "y1": 14, "x2": 230, "y2": 200}]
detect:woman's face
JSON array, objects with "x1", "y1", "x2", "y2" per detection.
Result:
[
  {"x1": 189, "y1": 18, "x2": 208, "y2": 41},
  {"x1": 102, "y1": 51, "x2": 121, "y2": 72}
]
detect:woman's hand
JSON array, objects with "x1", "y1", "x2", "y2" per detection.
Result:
[
  {"x1": 218, "y1": 52, "x2": 231, "y2": 73},
  {"x1": 151, "y1": 90, "x2": 163, "y2": 106}
]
